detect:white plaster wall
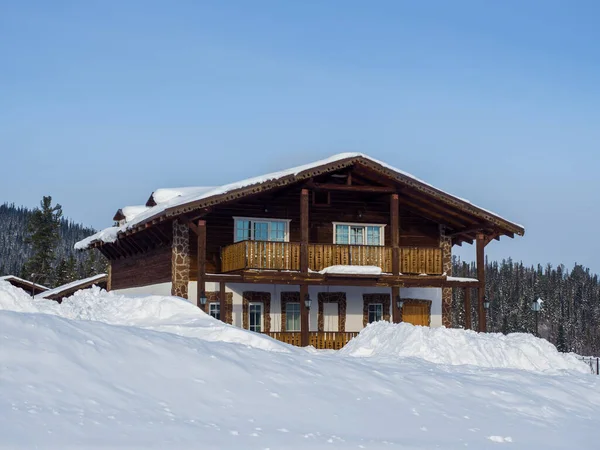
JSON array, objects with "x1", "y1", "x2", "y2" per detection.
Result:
[
  {"x1": 118, "y1": 282, "x2": 443, "y2": 330},
  {"x1": 401, "y1": 287, "x2": 443, "y2": 327},
  {"x1": 112, "y1": 282, "x2": 173, "y2": 297}
]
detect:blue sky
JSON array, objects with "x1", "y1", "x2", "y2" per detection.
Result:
[{"x1": 1, "y1": 1, "x2": 599, "y2": 271}]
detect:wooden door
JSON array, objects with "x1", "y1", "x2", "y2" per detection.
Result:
[{"x1": 402, "y1": 300, "x2": 431, "y2": 326}]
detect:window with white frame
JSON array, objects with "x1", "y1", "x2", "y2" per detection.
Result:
[
  {"x1": 286, "y1": 302, "x2": 300, "y2": 332},
  {"x1": 208, "y1": 302, "x2": 220, "y2": 320},
  {"x1": 234, "y1": 218, "x2": 290, "y2": 242},
  {"x1": 248, "y1": 303, "x2": 263, "y2": 332},
  {"x1": 333, "y1": 223, "x2": 385, "y2": 246},
  {"x1": 368, "y1": 303, "x2": 383, "y2": 323}
]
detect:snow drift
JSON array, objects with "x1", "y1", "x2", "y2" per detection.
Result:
[
  {"x1": 0, "y1": 281, "x2": 289, "y2": 352},
  {"x1": 1, "y1": 281, "x2": 600, "y2": 449},
  {"x1": 341, "y1": 321, "x2": 587, "y2": 373}
]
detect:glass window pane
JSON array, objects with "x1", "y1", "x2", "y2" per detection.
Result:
[
  {"x1": 235, "y1": 220, "x2": 251, "y2": 242},
  {"x1": 254, "y1": 222, "x2": 269, "y2": 241},
  {"x1": 249, "y1": 303, "x2": 262, "y2": 332},
  {"x1": 366, "y1": 226, "x2": 381, "y2": 246},
  {"x1": 368, "y1": 303, "x2": 383, "y2": 323},
  {"x1": 209, "y1": 302, "x2": 220, "y2": 320},
  {"x1": 350, "y1": 226, "x2": 364, "y2": 245},
  {"x1": 269, "y1": 221, "x2": 286, "y2": 242},
  {"x1": 335, "y1": 224, "x2": 349, "y2": 244},
  {"x1": 286, "y1": 302, "x2": 300, "y2": 331}
]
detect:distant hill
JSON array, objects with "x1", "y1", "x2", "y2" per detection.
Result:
[{"x1": 0, "y1": 203, "x2": 105, "y2": 282}]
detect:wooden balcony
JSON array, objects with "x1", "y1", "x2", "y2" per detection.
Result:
[
  {"x1": 264, "y1": 331, "x2": 359, "y2": 350},
  {"x1": 221, "y1": 240, "x2": 443, "y2": 275}
]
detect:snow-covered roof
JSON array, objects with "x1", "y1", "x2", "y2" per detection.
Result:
[
  {"x1": 76, "y1": 153, "x2": 525, "y2": 250},
  {"x1": 116, "y1": 205, "x2": 149, "y2": 223},
  {"x1": 35, "y1": 274, "x2": 107, "y2": 300},
  {"x1": 148, "y1": 187, "x2": 216, "y2": 206},
  {"x1": 0, "y1": 275, "x2": 48, "y2": 291}
]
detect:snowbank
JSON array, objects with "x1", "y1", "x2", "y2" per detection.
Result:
[
  {"x1": 0, "y1": 281, "x2": 289, "y2": 353},
  {"x1": 341, "y1": 322, "x2": 588, "y2": 373},
  {"x1": 2, "y1": 281, "x2": 600, "y2": 448}
]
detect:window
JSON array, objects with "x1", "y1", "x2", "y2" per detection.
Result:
[
  {"x1": 286, "y1": 302, "x2": 300, "y2": 332},
  {"x1": 234, "y1": 217, "x2": 290, "y2": 242},
  {"x1": 368, "y1": 303, "x2": 383, "y2": 323},
  {"x1": 333, "y1": 223, "x2": 385, "y2": 246},
  {"x1": 208, "y1": 302, "x2": 220, "y2": 320},
  {"x1": 249, "y1": 303, "x2": 263, "y2": 332}
]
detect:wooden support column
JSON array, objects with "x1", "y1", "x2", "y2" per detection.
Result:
[
  {"x1": 464, "y1": 287, "x2": 472, "y2": 330},
  {"x1": 197, "y1": 220, "x2": 207, "y2": 311},
  {"x1": 219, "y1": 281, "x2": 226, "y2": 323},
  {"x1": 300, "y1": 189, "x2": 309, "y2": 273},
  {"x1": 300, "y1": 189, "x2": 310, "y2": 346},
  {"x1": 476, "y1": 233, "x2": 486, "y2": 332},
  {"x1": 300, "y1": 284, "x2": 309, "y2": 347},
  {"x1": 390, "y1": 193, "x2": 401, "y2": 323},
  {"x1": 106, "y1": 261, "x2": 112, "y2": 291}
]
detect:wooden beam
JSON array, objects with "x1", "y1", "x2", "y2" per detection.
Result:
[
  {"x1": 390, "y1": 193, "x2": 400, "y2": 275},
  {"x1": 197, "y1": 220, "x2": 207, "y2": 310},
  {"x1": 476, "y1": 234, "x2": 486, "y2": 332},
  {"x1": 300, "y1": 189, "x2": 309, "y2": 274},
  {"x1": 399, "y1": 197, "x2": 469, "y2": 229},
  {"x1": 391, "y1": 286, "x2": 400, "y2": 323},
  {"x1": 308, "y1": 181, "x2": 396, "y2": 194},
  {"x1": 300, "y1": 284, "x2": 309, "y2": 347},
  {"x1": 464, "y1": 287, "x2": 472, "y2": 330},
  {"x1": 390, "y1": 193, "x2": 401, "y2": 324}
]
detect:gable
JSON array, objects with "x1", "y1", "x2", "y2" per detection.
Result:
[{"x1": 76, "y1": 153, "x2": 524, "y2": 250}]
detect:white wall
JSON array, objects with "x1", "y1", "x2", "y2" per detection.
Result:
[
  {"x1": 113, "y1": 282, "x2": 443, "y2": 330},
  {"x1": 112, "y1": 282, "x2": 173, "y2": 297},
  {"x1": 188, "y1": 282, "x2": 443, "y2": 331}
]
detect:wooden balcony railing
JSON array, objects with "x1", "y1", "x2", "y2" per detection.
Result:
[
  {"x1": 308, "y1": 243, "x2": 392, "y2": 272},
  {"x1": 221, "y1": 241, "x2": 443, "y2": 275},
  {"x1": 264, "y1": 331, "x2": 359, "y2": 350},
  {"x1": 221, "y1": 240, "x2": 301, "y2": 272}
]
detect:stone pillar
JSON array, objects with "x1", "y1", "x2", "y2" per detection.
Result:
[
  {"x1": 171, "y1": 219, "x2": 190, "y2": 298},
  {"x1": 440, "y1": 226, "x2": 453, "y2": 327}
]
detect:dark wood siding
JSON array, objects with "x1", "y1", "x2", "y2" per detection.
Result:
[
  {"x1": 188, "y1": 185, "x2": 439, "y2": 275},
  {"x1": 111, "y1": 244, "x2": 172, "y2": 290}
]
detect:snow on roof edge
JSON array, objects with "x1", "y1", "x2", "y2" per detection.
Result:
[
  {"x1": 76, "y1": 152, "x2": 524, "y2": 249},
  {"x1": 35, "y1": 274, "x2": 108, "y2": 299},
  {"x1": 0, "y1": 275, "x2": 49, "y2": 291}
]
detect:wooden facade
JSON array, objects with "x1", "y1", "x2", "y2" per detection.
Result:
[{"x1": 84, "y1": 154, "x2": 524, "y2": 348}]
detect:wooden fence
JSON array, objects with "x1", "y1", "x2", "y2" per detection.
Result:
[
  {"x1": 579, "y1": 357, "x2": 600, "y2": 375},
  {"x1": 264, "y1": 331, "x2": 359, "y2": 350}
]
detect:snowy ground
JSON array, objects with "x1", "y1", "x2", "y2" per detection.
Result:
[{"x1": 1, "y1": 281, "x2": 599, "y2": 449}]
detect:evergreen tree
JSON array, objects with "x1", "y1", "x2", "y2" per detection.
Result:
[
  {"x1": 21, "y1": 197, "x2": 63, "y2": 287},
  {"x1": 556, "y1": 323, "x2": 567, "y2": 352},
  {"x1": 53, "y1": 258, "x2": 69, "y2": 286}
]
